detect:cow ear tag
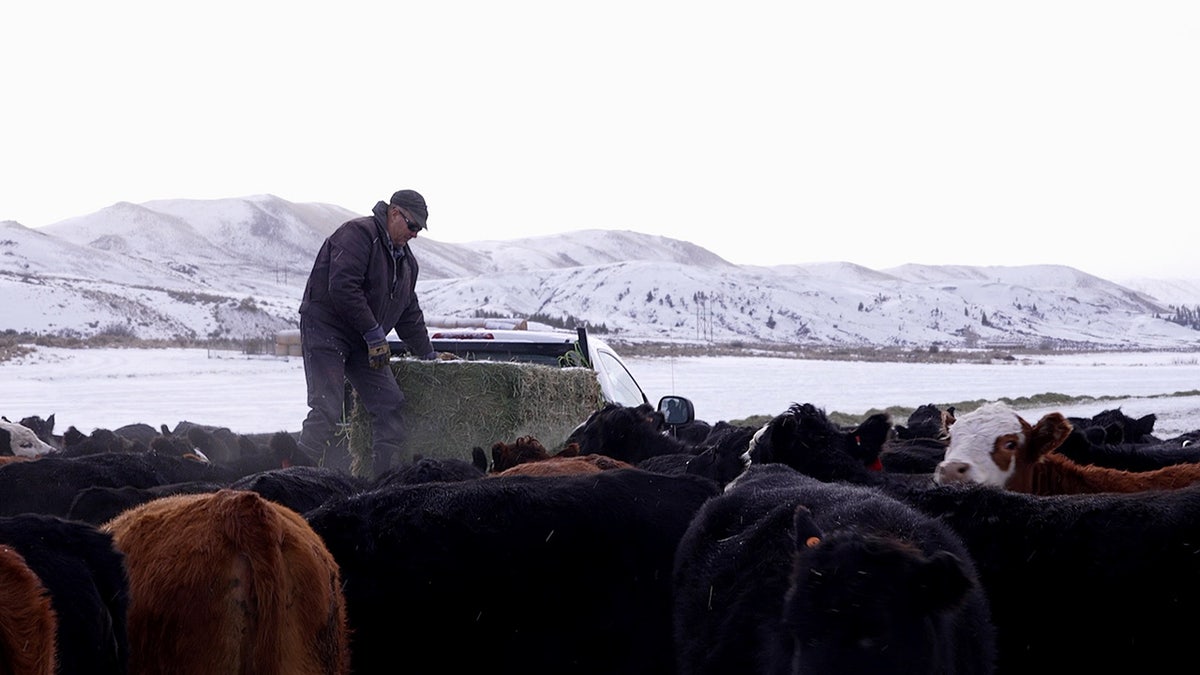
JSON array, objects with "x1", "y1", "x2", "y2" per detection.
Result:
[{"x1": 805, "y1": 536, "x2": 821, "y2": 548}]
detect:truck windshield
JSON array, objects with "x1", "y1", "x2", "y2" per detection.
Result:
[{"x1": 593, "y1": 349, "x2": 648, "y2": 407}]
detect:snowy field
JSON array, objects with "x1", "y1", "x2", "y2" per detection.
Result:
[
  {"x1": 2, "y1": 346, "x2": 1198, "y2": 439},
  {"x1": 632, "y1": 351, "x2": 1200, "y2": 438}
]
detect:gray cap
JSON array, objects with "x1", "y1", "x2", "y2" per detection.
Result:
[{"x1": 389, "y1": 190, "x2": 428, "y2": 230}]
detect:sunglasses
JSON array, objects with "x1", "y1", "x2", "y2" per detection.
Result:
[{"x1": 395, "y1": 206, "x2": 425, "y2": 233}]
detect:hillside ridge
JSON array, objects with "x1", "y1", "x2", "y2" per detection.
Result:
[{"x1": 2, "y1": 196, "x2": 1198, "y2": 350}]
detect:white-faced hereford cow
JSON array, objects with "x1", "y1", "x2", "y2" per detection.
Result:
[
  {"x1": 102, "y1": 489, "x2": 350, "y2": 675},
  {"x1": 0, "y1": 420, "x2": 57, "y2": 458},
  {"x1": 934, "y1": 401, "x2": 1200, "y2": 494},
  {"x1": 673, "y1": 463, "x2": 996, "y2": 675}
]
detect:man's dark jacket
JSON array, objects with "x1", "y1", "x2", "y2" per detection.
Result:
[{"x1": 300, "y1": 202, "x2": 434, "y2": 356}]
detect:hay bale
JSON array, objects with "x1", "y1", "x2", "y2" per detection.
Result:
[
  {"x1": 275, "y1": 328, "x2": 301, "y2": 345},
  {"x1": 348, "y1": 359, "x2": 603, "y2": 472},
  {"x1": 274, "y1": 329, "x2": 302, "y2": 357}
]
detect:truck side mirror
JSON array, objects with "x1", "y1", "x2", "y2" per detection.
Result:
[{"x1": 658, "y1": 395, "x2": 695, "y2": 427}]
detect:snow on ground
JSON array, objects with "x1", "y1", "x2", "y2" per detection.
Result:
[
  {"x1": 630, "y1": 351, "x2": 1200, "y2": 438},
  {"x1": 1, "y1": 347, "x2": 307, "y2": 435},
  {"x1": 1, "y1": 346, "x2": 1198, "y2": 439}
]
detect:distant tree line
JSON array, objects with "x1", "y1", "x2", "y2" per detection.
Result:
[
  {"x1": 472, "y1": 309, "x2": 610, "y2": 334},
  {"x1": 1163, "y1": 305, "x2": 1200, "y2": 330}
]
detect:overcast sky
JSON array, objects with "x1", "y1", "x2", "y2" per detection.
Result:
[{"x1": 3, "y1": 2, "x2": 1197, "y2": 279}]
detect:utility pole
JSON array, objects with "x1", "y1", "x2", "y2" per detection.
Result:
[{"x1": 695, "y1": 292, "x2": 713, "y2": 342}]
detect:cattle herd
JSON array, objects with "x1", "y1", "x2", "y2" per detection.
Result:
[{"x1": 2, "y1": 401, "x2": 1200, "y2": 674}]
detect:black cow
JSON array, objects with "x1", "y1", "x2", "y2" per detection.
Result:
[
  {"x1": 1067, "y1": 407, "x2": 1159, "y2": 445},
  {"x1": 372, "y1": 456, "x2": 486, "y2": 488},
  {"x1": 66, "y1": 481, "x2": 225, "y2": 526},
  {"x1": 0, "y1": 452, "x2": 231, "y2": 516},
  {"x1": 879, "y1": 404, "x2": 954, "y2": 474},
  {"x1": 60, "y1": 427, "x2": 147, "y2": 457},
  {"x1": 167, "y1": 421, "x2": 242, "y2": 463},
  {"x1": 306, "y1": 468, "x2": 720, "y2": 675},
  {"x1": 112, "y1": 422, "x2": 160, "y2": 448},
  {"x1": 16, "y1": 414, "x2": 63, "y2": 450},
  {"x1": 673, "y1": 463, "x2": 996, "y2": 675},
  {"x1": 879, "y1": 436, "x2": 948, "y2": 474},
  {"x1": 635, "y1": 452, "x2": 697, "y2": 475},
  {"x1": 666, "y1": 418, "x2": 714, "y2": 445},
  {"x1": 210, "y1": 430, "x2": 318, "y2": 479},
  {"x1": 635, "y1": 421, "x2": 756, "y2": 478},
  {"x1": 565, "y1": 403, "x2": 694, "y2": 464},
  {"x1": 881, "y1": 479, "x2": 1200, "y2": 674},
  {"x1": 893, "y1": 403, "x2": 955, "y2": 441},
  {"x1": 0, "y1": 514, "x2": 130, "y2": 675},
  {"x1": 230, "y1": 465, "x2": 368, "y2": 515},
  {"x1": 1053, "y1": 426, "x2": 1200, "y2": 471},
  {"x1": 744, "y1": 402, "x2": 893, "y2": 482},
  {"x1": 683, "y1": 421, "x2": 757, "y2": 487}
]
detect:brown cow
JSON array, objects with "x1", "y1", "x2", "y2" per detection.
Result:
[
  {"x1": 494, "y1": 454, "x2": 634, "y2": 477},
  {"x1": 102, "y1": 489, "x2": 350, "y2": 674},
  {"x1": 0, "y1": 455, "x2": 33, "y2": 467},
  {"x1": 0, "y1": 544, "x2": 57, "y2": 675},
  {"x1": 935, "y1": 401, "x2": 1200, "y2": 495},
  {"x1": 488, "y1": 435, "x2": 580, "y2": 473}
]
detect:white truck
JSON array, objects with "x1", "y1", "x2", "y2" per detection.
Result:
[{"x1": 389, "y1": 319, "x2": 695, "y2": 426}]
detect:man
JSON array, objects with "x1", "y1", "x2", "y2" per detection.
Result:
[{"x1": 298, "y1": 189, "x2": 437, "y2": 475}]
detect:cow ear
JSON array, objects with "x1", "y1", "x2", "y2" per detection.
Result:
[
  {"x1": 913, "y1": 551, "x2": 972, "y2": 613},
  {"x1": 471, "y1": 447, "x2": 488, "y2": 472},
  {"x1": 791, "y1": 505, "x2": 823, "y2": 550},
  {"x1": 855, "y1": 414, "x2": 894, "y2": 452},
  {"x1": 1028, "y1": 413, "x2": 1074, "y2": 458},
  {"x1": 1102, "y1": 422, "x2": 1124, "y2": 444}
]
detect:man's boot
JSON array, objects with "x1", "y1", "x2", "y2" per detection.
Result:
[{"x1": 373, "y1": 443, "x2": 402, "y2": 478}]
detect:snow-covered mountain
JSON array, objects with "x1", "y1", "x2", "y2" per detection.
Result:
[{"x1": 3, "y1": 194, "x2": 1199, "y2": 350}]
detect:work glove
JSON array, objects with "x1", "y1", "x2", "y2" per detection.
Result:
[
  {"x1": 364, "y1": 325, "x2": 390, "y2": 369},
  {"x1": 422, "y1": 351, "x2": 460, "y2": 361}
]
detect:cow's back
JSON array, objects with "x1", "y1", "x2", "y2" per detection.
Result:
[
  {"x1": 307, "y1": 468, "x2": 720, "y2": 675},
  {"x1": 0, "y1": 514, "x2": 129, "y2": 675},
  {"x1": 103, "y1": 489, "x2": 349, "y2": 675}
]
